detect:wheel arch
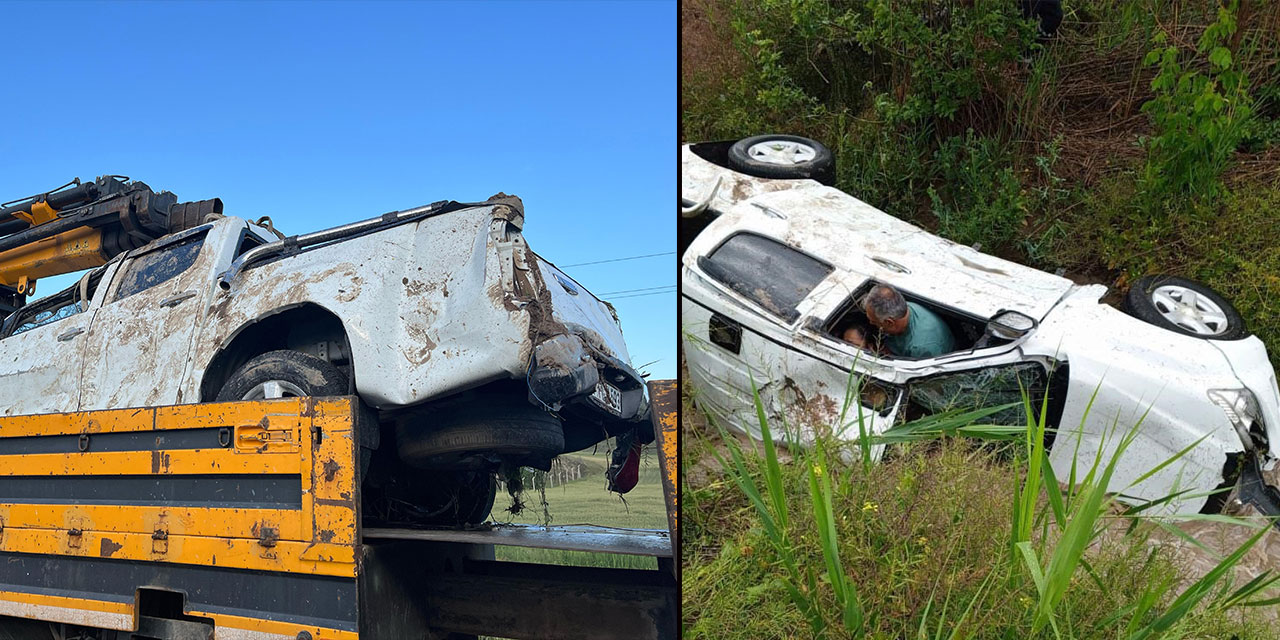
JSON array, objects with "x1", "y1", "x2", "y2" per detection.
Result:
[{"x1": 199, "y1": 303, "x2": 354, "y2": 401}]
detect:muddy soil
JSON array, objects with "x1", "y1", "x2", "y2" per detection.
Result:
[{"x1": 1145, "y1": 506, "x2": 1280, "y2": 620}]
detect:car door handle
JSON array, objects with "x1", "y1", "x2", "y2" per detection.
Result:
[
  {"x1": 57, "y1": 327, "x2": 85, "y2": 342},
  {"x1": 159, "y1": 290, "x2": 197, "y2": 308}
]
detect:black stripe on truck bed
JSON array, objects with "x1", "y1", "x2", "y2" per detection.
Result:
[
  {"x1": 0, "y1": 551, "x2": 359, "y2": 631},
  {"x1": 0, "y1": 427, "x2": 230, "y2": 455},
  {"x1": 0, "y1": 474, "x2": 302, "y2": 509}
]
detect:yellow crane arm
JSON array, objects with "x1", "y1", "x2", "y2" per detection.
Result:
[{"x1": 0, "y1": 227, "x2": 107, "y2": 294}]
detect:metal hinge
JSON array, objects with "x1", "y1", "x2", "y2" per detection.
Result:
[
  {"x1": 152, "y1": 528, "x2": 169, "y2": 554},
  {"x1": 234, "y1": 416, "x2": 302, "y2": 453}
]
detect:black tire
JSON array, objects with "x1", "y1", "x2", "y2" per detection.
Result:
[
  {"x1": 727, "y1": 134, "x2": 835, "y2": 185},
  {"x1": 364, "y1": 463, "x2": 497, "y2": 526},
  {"x1": 1125, "y1": 275, "x2": 1248, "y2": 340},
  {"x1": 215, "y1": 350, "x2": 348, "y2": 401},
  {"x1": 396, "y1": 397, "x2": 564, "y2": 471},
  {"x1": 216, "y1": 350, "x2": 379, "y2": 480}
]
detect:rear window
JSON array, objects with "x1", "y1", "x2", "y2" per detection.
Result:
[{"x1": 698, "y1": 233, "x2": 832, "y2": 322}]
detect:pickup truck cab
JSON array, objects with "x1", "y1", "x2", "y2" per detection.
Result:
[{"x1": 0, "y1": 195, "x2": 650, "y2": 524}]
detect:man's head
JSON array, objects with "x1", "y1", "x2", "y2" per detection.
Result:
[{"x1": 864, "y1": 285, "x2": 910, "y2": 335}]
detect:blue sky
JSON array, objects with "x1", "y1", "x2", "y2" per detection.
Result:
[{"x1": 2, "y1": 1, "x2": 675, "y2": 379}]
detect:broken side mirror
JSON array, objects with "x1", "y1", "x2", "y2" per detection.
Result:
[{"x1": 986, "y1": 309, "x2": 1037, "y2": 341}]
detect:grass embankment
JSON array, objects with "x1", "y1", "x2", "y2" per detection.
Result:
[
  {"x1": 493, "y1": 448, "x2": 669, "y2": 570},
  {"x1": 682, "y1": 386, "x2": 1280, "y2": 638},
  {"x1": 682, "y1": 0, "x2": 1280, "y2": 364}
]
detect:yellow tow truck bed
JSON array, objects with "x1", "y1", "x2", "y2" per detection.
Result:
[{"x1": 0, "y1": 397, "x2": 361, "y2": 639}]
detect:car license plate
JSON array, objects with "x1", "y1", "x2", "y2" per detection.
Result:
[{"x1": 591, "y1": 381, "x2": 623, "y2": 415}]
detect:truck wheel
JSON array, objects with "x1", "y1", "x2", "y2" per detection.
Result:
[
  {"x1": 215, "y1": 350, "x2": 347, "y2": 400},
  {"x1": 216, "y1": 350, "x2": 379, "y2": 479},
  {"x1": 396, "y1": 397, "x2": 564, "y2": 471},
  {"x1": 363, "y1": 451, "x2": 497, "y2": 526},
  {"x1": 727, "y1": 134, "x2": 835, "y2": 185},
  {"x1": 1125, "y1": 275, "x2": 1247, "y2": 340}
]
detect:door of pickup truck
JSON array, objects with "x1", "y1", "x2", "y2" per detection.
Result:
[
  {"x1": 78, "y1": 224, "x2": 230, "y2": 410},
  {"x1": 0, "y1": 274, "x2": 105, "y2": 416}
]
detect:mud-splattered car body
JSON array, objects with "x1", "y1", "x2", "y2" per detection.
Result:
[
  {"x1": 681, "y1": 141, "x2": 1280, "y2": 517},
  {"x1": 0, "y1": 196, "x2": 648, "y2": 467}
]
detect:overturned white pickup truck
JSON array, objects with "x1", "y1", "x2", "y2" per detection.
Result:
[
  {"x1": 682, "y1": 134, "x2": 1280, "y2": 520},
  {"x1": 0, "y1": 194, "x2": 650, "y2": 524}
]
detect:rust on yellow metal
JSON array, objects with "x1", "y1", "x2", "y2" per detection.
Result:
[
  {"x1": 0, "y1": 397, "x2": 359, "y2": 577},
  {"x1": 0, "y1": 504, "x2": 308, "y2": 540},
  {"x1": 0, "y1": 226, "x2": 107, "y2": 288},
  {"x1": 0, "y1": 528, "x2": 355, "y2": 577},
  {"x1": 0, "y1": 400, "x2": 309, "y2": 438},
  {"x1": 648, "y1": 379, "x2": 678, "y2": 563},
  {"x1": 0, "y1": 449, "x2": 298, "y2": 476},
  {"x1": 235, "y1": 414, "x2": 304, "y2": 453}
]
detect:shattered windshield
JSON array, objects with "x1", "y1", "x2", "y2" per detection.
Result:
[
  {"x1": 11, "y1": 298, "x2": 81, "y2": 337},
  {"x1": 699, "y1": 233, "x2": 833, "y2": 322},
  {"x1": 909, "y1": 363, "x2": 1047, "y2": 425}
]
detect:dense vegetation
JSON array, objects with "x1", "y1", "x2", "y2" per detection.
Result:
[
  {"x1": 683, "y1": 387, "x2": 1280, "y2": 637},
  {"x1": 682, "y1": 1, "x2": 1280, "y2": 636},
  {"x1": 682, "y1": 0, "x2": 1280, "y2": 360}
]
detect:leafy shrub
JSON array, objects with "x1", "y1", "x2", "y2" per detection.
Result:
[{"x1": 1140, "y1": 0, "x2": 1255, "y2": 204}]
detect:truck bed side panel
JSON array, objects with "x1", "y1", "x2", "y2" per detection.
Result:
[{"x1": 0, "y1": 398, "x2": 361, "y2": 639}]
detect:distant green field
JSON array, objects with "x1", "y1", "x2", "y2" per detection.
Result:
[{"x1": 491, "y1": 446, "x2": 670, "y2": 570}]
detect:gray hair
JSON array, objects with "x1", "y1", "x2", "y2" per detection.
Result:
[{"x1": 864, "y1": 285, "x2": 908, "y2": 320}]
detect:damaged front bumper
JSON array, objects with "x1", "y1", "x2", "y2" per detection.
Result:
[{"x1": 1235, "y1": 455, "x2": 1280, "y2": 523}]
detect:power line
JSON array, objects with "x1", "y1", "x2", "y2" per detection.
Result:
[
  {"x1": 598, "y1": 285, "x2": 676, "y2": 296},
  {"x1": 608, "y1": 288, "x2": 676, "y2": 300},
  {"x1": 560, "y1": 251, "x2": 675, "y2": 268}
]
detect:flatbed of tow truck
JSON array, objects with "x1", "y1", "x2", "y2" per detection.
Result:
[{"x1": 0, "y1": 381, "x2": 678, "y2": 640}]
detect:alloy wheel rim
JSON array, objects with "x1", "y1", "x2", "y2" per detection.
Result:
[
  {"x1": 1151, "y1": 285, "x2": 1229, "y2": 336},
  {"x1": 241, "y1": 380, "x2": 308, "y2": 400},
  {"x1": 746, "y1": 140, "x2": 817, "y2": 165}
]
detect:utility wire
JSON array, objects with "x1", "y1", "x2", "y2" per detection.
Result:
[
  {"x1": 608, "y1": 288, "x2": 676, "y2": 300},
  {"x1": 560, "y1": 251, "x2": 675, "y2": 268},
  {"x1": 597, "y1": 285, "x2": 676, "y2": 296}
]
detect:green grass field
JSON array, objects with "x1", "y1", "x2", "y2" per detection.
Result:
[{"x1": 490, "y1": 447, "x2": 670, "y2": 570}]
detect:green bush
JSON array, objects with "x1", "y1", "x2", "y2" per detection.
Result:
[
  {"x1": 683, "y1": 0, "x2": 1280, "y2": 365},
  {"x1": 1139, "y1": 0, "x2": 1255, "y2": 206}
]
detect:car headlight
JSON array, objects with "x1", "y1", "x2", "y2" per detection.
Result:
[{"x1": 1208, "y1": 388, "x2": 1263, "y2": 451}]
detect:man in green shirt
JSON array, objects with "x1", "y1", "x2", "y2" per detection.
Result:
[{"x1": 863, "y1": 284, "x2": 956, "y2": 358}]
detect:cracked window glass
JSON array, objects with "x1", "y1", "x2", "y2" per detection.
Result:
[
  {"x1": 909, "y1": 363, "x2": 1047, "y2": 425},
  {"x1": 10, "y1": 297, "x2": 81, "y2": 337},
  {"x1": 699, "y1": 233, "x2": 832, "y2": 322},
  {"x1": 6, "y1": 270, "x2": 104, "y2": 338},
  {"x1": 113, "y1": 234, "x2": 205, "y2": 302}
]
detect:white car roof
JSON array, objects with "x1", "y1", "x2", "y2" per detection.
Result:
[{"x1": 683, "y1": 146, "x2": 1076, "y2": 321}]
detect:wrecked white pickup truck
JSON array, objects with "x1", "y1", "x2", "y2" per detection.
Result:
[
  {"x1": 0, "y1": 194, "x2": 650, "y2": 524},
  {"x1": 681, "y1": 134, "x2": 1280, "y2": 519}
]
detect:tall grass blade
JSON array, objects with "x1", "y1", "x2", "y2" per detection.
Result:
[
  {"x1": 808, "y1": 441, "x2": 864, "y2": 634},
  {"x1": 750, "y1": 376, "x2": 789, "y2": 532}
]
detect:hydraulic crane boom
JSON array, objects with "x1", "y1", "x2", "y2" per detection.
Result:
[{"x1": 0, "y1": 176, "x2": 221, "y2": 311}]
